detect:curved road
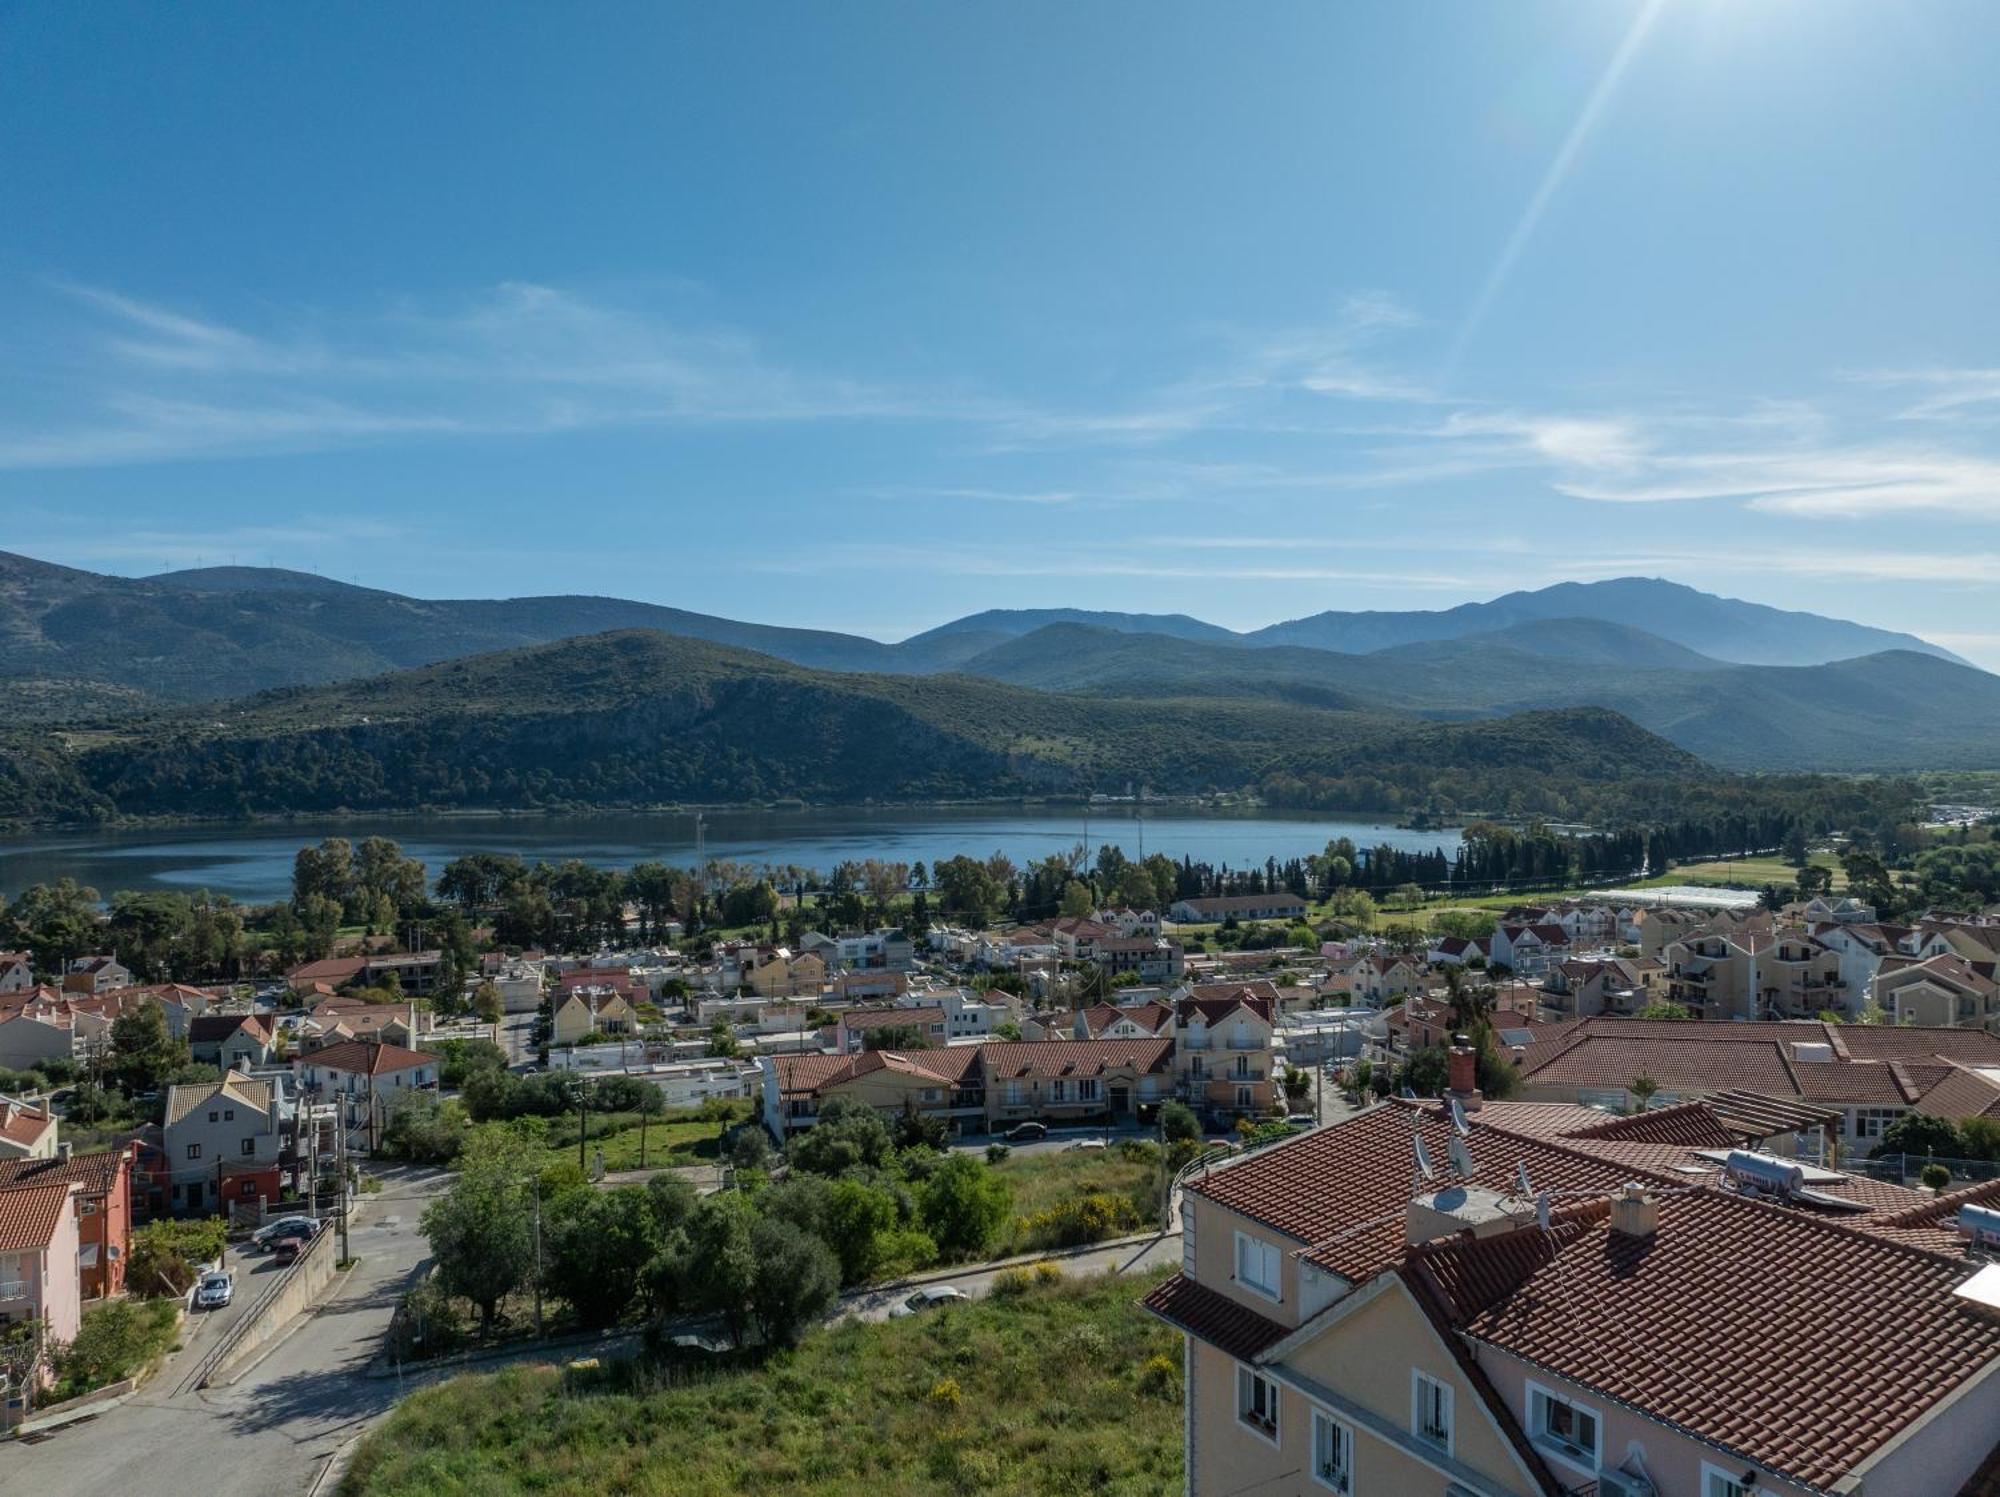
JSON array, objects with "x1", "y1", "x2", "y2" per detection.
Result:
[{"x1": 0, "y1": 1168, "x2": 451, "y2": 1497}]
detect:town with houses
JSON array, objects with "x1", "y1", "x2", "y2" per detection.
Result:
[{"x1": 6, "y1": 869, "x2": 2000, "y2": 1494}]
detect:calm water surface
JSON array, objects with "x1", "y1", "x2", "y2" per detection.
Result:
[{"x1": 0, "y1": 807, "x2": 1463, "y2": 904}]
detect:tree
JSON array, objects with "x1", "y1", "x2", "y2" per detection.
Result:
[
  {"x1": 128, "y1": 1218, "x2": 227, "y2": 1298},
  {"x1": 1629, "y1": 1075, "x2": 1659, "y2": 1112},
  {"x1": 1634, "y1": 1001, "x2": 1693, "y2": 1021},
  {"x1": 820, "y1": 1178, "x2": 898, "y2": 1285},
  {"x1": 1875, "y1": 1112, "x2": 1962, "y2": 1161},
  {"x1": 1059, "y1": 881, "x2": 1096, "y2": 919},
  {"x1": 380, "y1": 1093, "x2": 467, "y2": 1165},
  {"x1": 5, "y1": 877, "x2": 102, "y2": 973},
  {"x1": 1159, "y1": 1100, "x2": 1201, "y2": 1145},
  {"x1": 787, "y1": 1097, "x2": 893, "y2": 1177},
  {"x1": 748, "y1": 1216, "x2": 840, "y2": 1347},
  {"x1": 1921, "y1": 1162, "x2": 1953, "y2": 1195},
  {"x1": 918, "y1": 1154, "x2": 1010, "y2": 1260},
  {"x1": 708, "y1": 1017, "x2": 743, "y2": 1059},
  {"x1": 109, "y1": 999, "x2": 187, "y2": 1095},
  {"x1": 471, "y1": 981, "x2": 505, "y2": 1026},
  {"x1": 543, "y1": 1186, "x2": 658, "y2": 1329},
  {"x1": 728, "y1": 1125, "x2": 775, "y2": 1173},
  {"x1": 680, "y1": 1194, "x2": 759, "y2": 1345},
  {"x1": 1395, "y1": 1046, "x2": 1450, "y2": 1097},
  {"x1": 421, "y1": 1147, "x2": 537, "y2": 1331}
]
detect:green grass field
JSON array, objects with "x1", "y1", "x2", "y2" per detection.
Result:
[
  {"x1": 339, "y1": 1269, "x2": 1182, "y2": 1497},
  {"x1": 517, "y1": 1109, "x2": 733, "y2": 1175},
  {"x1": 990, "y1": 1144, "x2": 1160, "y2": 1253}
]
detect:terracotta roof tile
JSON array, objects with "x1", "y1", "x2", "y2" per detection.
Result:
[
  {"x1": 302, "y1": 1039, "x2": 439, "y2": 1076},
  {"x1": 1140, "y1": 1272, "x2": 1289, "y2": 1363},
  {"x1": 0, "y1": 1180, "x2": 74, "y2": 1252},
  {"x1": 1439, "y1": 1189, "x2": 2000, "y2": 1490}
]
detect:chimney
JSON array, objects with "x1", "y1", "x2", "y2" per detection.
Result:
[
  {"x1": 1447, "y1": 1033, "x2": 1482, "y2": 1111},
  {"x1": 1609, "y1": 1183, "x2": 1658, "y2": 1242}
]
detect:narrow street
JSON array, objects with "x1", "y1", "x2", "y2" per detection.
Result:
[{"x1": 0, "y1": 1169, "x2": 451, "y2": 1497}]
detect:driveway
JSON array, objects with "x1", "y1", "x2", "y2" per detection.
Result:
[{"x1": 0, "y1": 1168, "x2": 452, "y2": 1497}]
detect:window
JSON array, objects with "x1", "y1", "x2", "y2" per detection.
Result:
[
  {"x1": 1236, "y1": 1085, "x2": 1254, "y2": 1110},
  {"x1": 1235, "y1": 1231, "x2": 1282, "y2": 1301},
  {"x1": 1236, "y1": 1364, "x2": 1279, "y2": 1443},
  {"x1": 1854, "y1": 1107, "x2": 1901, "y2": 1140},
  {"x1": 241, "y1": 1139, "x2": 257, "y2": 1156},
  {"x1": 1703, "y1": 1466, "x2": 1755, "y2": 1497},
  {"x1": 208, "y1": 1111, "x2": 219, "y2": 1123},
  {"x1": 1310, "y1": 1410, "x2": 1353, "y2": 1493},
  {"x1": 185, "y1": 1144, "x2": 202, "y2": 1160},
  {"x1": 1528, "y1": 1382, "x2": 1600, "y2": 1471},
  {"x1": 239, "y1": 1180, "x2": 258, "y2": 1198},
  {"x1": 1049, "y1": 1080, "x2": 1067, "y2": 1103},
  {"x1": 223, "y1": 1109, "x2": 235, "y2": 1121},
  {"x1": 1412, "y1": 1372, "x2": 1453, "y2": 1453},
  {"x1": 1005, "y1": 1082, "x2": 1024, "y2": 1106},
  {"x1": 1077, "y1": 1079, "x2": 1099, "y2": 1102}
]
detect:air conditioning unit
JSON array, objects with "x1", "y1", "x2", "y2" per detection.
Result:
[{"x1": 1597, "y1": 1471, "x2": 1657, "y2": 1497}]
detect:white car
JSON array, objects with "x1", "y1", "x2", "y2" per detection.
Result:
[
  {"x1": 890, "y1": 1285, "x2": 969, "y2": 1318},
  {"x1": 194, "y1": 1271, "x2": 234, "y2": 1309},
  {"x1": 1066, "y1": 1137, "x2": 1109, "y2": 1152}
]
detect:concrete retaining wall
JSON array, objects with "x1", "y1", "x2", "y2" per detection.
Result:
[{"x1": 207, "y1": 1228, "x2": 340, "y2": 1386}]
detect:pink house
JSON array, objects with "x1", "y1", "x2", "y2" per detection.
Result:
[{"x1": 0, "y1": 1180, "x2": 82, "y2": 1378}]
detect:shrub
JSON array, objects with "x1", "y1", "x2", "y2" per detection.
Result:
[
  {"x1": 1138, "y1": 1352, "x2": 1180, "y2": 1400},
  {"x1": 873, "y1": 1227, "x2": 939, "y2": 1278},
  {"x1": 918, "y1": 1155, "x2": 1011, "y2": 1261},
  {"x1": 926, "y1": 1377, "x2": 963, "y2": 1412},
  {"x1": 985, "y1": 1143, "x2": 1011, "y2": 1165},
  {"x1": 1033, "y1": 1261, "x2": 1063, "y2": 1286},
  {"x1": 1921, "y1": 1162, "x2": 1953, "y2": 1195},
  {"x1": 47, "y1": 1298, "x2": 178, "y2": 1401},
  {"x1": 1020, "y1": 1193, "x2": 1141, "y2": 1251},
  {"x1": 990, "y1": 1267, "x2": 1034, "y2": 1299}
]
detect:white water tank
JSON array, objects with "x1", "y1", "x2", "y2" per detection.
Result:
[
  {"x1": 1790, "y1": 1041, "x2": 1834, "y2": 1064},
  {"x1": 1726, "y1": 1150, "x2": 1804, "y2": 1196},
  {"x1": 1959, "y1": 1203, "x2": 2000, "y2": 1247}
]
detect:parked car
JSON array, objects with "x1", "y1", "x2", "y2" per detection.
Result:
[
  {"x1": 1286, "y1": 1113, "x2": 1318, "y2": 1130},
  {"x1": 890, "y1": 1286, "x2": 969, "y2": 1318},
  {"x1": 1002, "y1": 1122, "x2": 1047, "y2": 1142},
  {"x1": 272, "y1": 1238, "x2": 303, "y2": 1266},
  {"x1": 1066, "y1": 1137, "x2": 1108, "y2": 1151},
  {"x1": 252, "y1": 1217, "x2": 318, "y2": 1252},
  {"x1": 194, "y1": 1270, "x2": 234, "y2": 1309}
]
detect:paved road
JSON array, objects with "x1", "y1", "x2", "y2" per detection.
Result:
[
  {"x1": 0, "y1": 1168, "x2": 452, "y2": 1497},
  {"x1": 843, "y1": 1230, "x2": 1182, "y2": 1323}
]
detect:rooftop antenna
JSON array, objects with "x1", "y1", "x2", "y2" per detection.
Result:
[
  {"x1": 1535, "y1": 1192, "x2": 1552, "y2": 1231},
  {"x1": 1514, "y1": 1160, "x2": 1534, "y2": 1199}
]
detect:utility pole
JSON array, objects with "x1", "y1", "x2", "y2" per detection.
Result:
[
  {"x1": 531, "y1": 1173, "x2": 544, "y2": 1337},
  {"x1": 576, "y1": 1075, "x2": 589, "y2": 1174},
  {"x1": 334, "y1": 1102, "x2": 349, "y2": 1263}
]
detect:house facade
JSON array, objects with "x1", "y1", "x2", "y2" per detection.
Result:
[
  {"x1": 163, "y1": 1074, "x2": 289, "y2": 1215},
  {"x1": 0, "y1": 1146, "x2": 134, "y2": 1301}
]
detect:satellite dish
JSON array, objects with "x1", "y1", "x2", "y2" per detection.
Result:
[
  {"x1": 1414, "y1": 1133, "x2": 1437, "y2": 1182},
  {"x1": 1449, "y1": 1134, "x2": 1476, "y2": 1178},
  {"x1": 1401, "y1": 1085, "x2": 1418, "y2": 1101},
  {"x1": 1449, "y1": 1096, "x2": 1471, "y2": 1136},
  {"x1": 1515, "y1": 1161, "x2": 1533, "y2": 1199},
  {"x1": 1535, "y1": 1192, "x2": 1551, "y2": 1231}
]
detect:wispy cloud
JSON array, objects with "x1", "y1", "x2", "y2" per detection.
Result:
[
  {"x1": 1855, "y1": 366, "x2": 2000, "y2": 425},
  {"x1": 0, "y1": 281, "x2": 1002, "y2": 469}
]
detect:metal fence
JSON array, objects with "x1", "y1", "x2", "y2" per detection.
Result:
[{"x1": 1853, "y1": 1152, "x2": 2000, "y2": 1188}]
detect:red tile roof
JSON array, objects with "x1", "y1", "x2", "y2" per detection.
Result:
[
  {"x1": 1561, "y1": 1099, "x2": 1739, "y2": 1148},
  {"x1": 1140, "y1": 1272, "x2": 1289, "y2": 1363},
  {"x1": 979, "y1": 1038, "x2": 1174, "y2": 1079},
  {"x1": 0, "y1": 1147, "x2": 129, "y2": 1197},
  {"x1": 0, "y1": 1100, "x2": 55, "y2": 1149},
  {"x1": 0, "y1": 1179, "x2": 74, "y2": 1253},
  {"x1": 1424, "y1": 1189, "x2": 2000, "y2": 1490},
  {"x1": 302, "y1": 1040, "x2": 439, "y2": 1076}
]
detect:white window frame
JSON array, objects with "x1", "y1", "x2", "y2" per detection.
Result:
[
  {"x1": 1077, "y1": 1078, "x2": 1099, "y2": 1102},
  {"x1": 1235, "y1": 1362, "x2": 1280, "y2": 1446},
  {"x1": 1309, "y1": 1407, "x2": 1354, "y2": 1493},
  {"x1": 1525, "y1": 1379, "x2": 1601, "y2": 1474},
  {"x1": 1411, "y1": 1370, "x2": 1453, "y2": 1455},
  {"x1": 1234, "y1": 1230, "x2": 1282, "y2": 1302},
  {"x1": 1701, "y1": 1464, "x2": 1755, "y2": 1497}
]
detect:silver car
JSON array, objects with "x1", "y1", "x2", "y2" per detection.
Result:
[
  {"x1": 890, "y1": 1285, "x2": 969, "y2": 1318},
  {"x1": 194, "y1": 1270, "x2": 234, "y2": 1309}
]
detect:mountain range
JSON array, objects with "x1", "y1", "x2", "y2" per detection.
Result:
[
  {"x1": 0, "y1": 549, "x2": 1990, "y2": 775},
  {"x1": 0, "y1": 630, "x2": 1706, "y2": 824}
]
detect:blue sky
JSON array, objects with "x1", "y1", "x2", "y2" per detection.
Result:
[{"x1": 6, "y1": 2, "x2": 2000, "y2": 661}]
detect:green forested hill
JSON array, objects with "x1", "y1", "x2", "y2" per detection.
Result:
[{"x1": 4, "y1": 630, "x2": 1708, "y2": 823}]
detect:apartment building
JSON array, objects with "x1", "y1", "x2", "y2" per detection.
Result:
[
  {"x1": 1146, "y1": 1076, "x2": 2000, "y2": 1497},
  {"x1": 163, "y1": 1073, "x2": 290, "y2": 1214},
  {"x1": 1662, "y1": 928, "x2": 1846, "y2": 1021},
  {"x1": 1174, "y1": 990, "x2": 1283, "y2": 1119}
]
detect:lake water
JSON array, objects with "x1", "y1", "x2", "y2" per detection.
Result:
[{"x1": 0, "y1": 807, "x2": 1463, "y2": 905}]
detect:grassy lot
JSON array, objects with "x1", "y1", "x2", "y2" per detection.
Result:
[
  {"x1": 991, "y1": 1144, "x2": 1161, "y2": 1254},
  {"x1": 517, "y1": 1109, "x2": 734, "y2": 1175},
  {"x1": 340, "y1": 1269, "x2": 1182, "y2": 1497}
]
